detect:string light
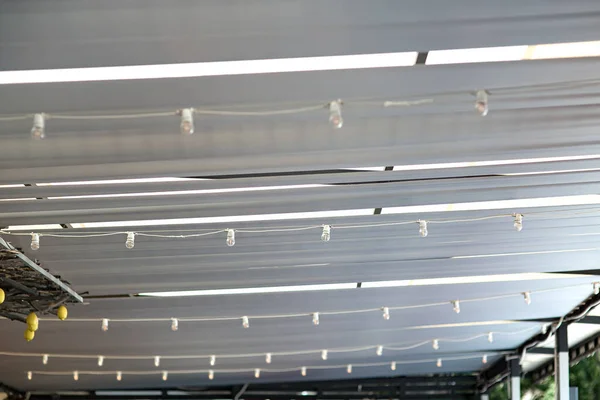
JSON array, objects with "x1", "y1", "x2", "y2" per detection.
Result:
[
  {"x1": 488, "y1": 332, "x2": 494, "y2": 343},
  {"x1": 171, "y1": 318, "x2": 179, "y2": 332},
  {"x1": 30, "y1": 233, "x2": 40, "y2": 251},
  {"x1": 162, "y1": 371, "x2": 168, "y2": 381},
  {"x1": 98, "y1": 356, "x2": 104, "y2": 367},
  {"x1": 301, "y1": 366, "x2": 307, "y2": 376},
  {"x1": 328, "y1": 100, "x2": 343, "y2": 129},
  {"x1": 321, "y1": 225, "x2": 331, "y2": 242},
  {"x1": 451, "y1": 300, "x2": 461, "y2": 314},
  {"x1": 265, "y1": 353, "x2": 272, "y2": 364},
  {"x1": 346, "y1": 364, "x2": 352, "y2": 374},
  {"x1": 226, "y1": 229, "x2": 235, "y2": 247},
  {"x1": 116, "y1": 371, "x2": 122, "y2": 381},
  {"x1": 73, "y1": 371, "x2": 79, "y2": 381},
  {"x1": 125, "y1": 232, "x2": 135, "y2": 249},
  {"x1": 242, "y1": 316, "x2": 249, "y2": 328},
  {"x1": 101, "y1": 318, "x2": 109, "y2": 332},
  {"x1": 31, "y1": 113, "x2": 45, "y2": 139},
  {"x1": 42, "y1": 354, "x2": 49, "y2": 365},
  {"x1": 254, "y1": 368, "x2": 260, "y2": 378},
  {"x1": 312, "y1": 312, "x2": 320, "y2": 326},
  {"x1": 436, "y1": 358, "x2": 442, "y2": 368},
  {"x1": 514, "y1": 213, "x2": 524, "y2": 231},
  {"x1": 523, "y1": 291, "x2": 532, "y2": 305},
  {"x1": 594, "y1": 282, "x2": 600, "y2": 295},
  {"x1": 27, "y1": 371, "x2": 32, "y2": 380},
  {"x1": 321, "y1": 350, "x2": 328, "y2": 360},
  {"x1": 376, "y1": 345, "x2": 383, "y2": 356},
  {"x1": 179, "y1": 108, "x2": 194, "y2": 135},
  {"x1": 382, "y1": 307, "x2": 390, "y2": 320},
  {"x1": 210, "y1": 355, "x2": 216, "y2": 366},
  {"x1": 154, "y1": 356, "x2": 160, "y2": 367},
  {"x1": 475, "y1": 90, "x2": 488, "y2": 116},
  {"x1": 432, "y1": 339, "x2": 439, "y2": 350},
  {"x1": 418, "y1": 220, "x2": 428, "y2": 237},
  {"x1": 482, "y1": 354, "x2": 488, "y2": 364},
  {"x1": 208, "y1": 370, "x2": 214, "y2": 380},
  {"x1": 391, "y1": 361, "x2": 396, "y2": 371}
]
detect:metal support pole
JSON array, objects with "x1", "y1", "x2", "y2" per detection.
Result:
[
  {"x1": 509, "y1": 358, "x2": 521, "y2": 400},
  {"x1": 555, "y1": 324, "x2": 569, "y2": 400}
]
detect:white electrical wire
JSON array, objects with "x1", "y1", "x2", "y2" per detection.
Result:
[
  {"x1": 0, "y1": 327, "x2": 537, "y2": 362},
  {"x1": 28, "y1": 352, "x2": 504, "y2": 379}
]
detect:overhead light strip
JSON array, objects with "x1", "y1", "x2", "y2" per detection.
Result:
[
  {"x1": 0, "y1": 52, "x2": 418, "y2": 85},
  {"x1": 0, "y1": 40, "x2": 598, "y2": 85},
  {"x1": 138, "y1": 272, "x2": 582, "y2": 297}
]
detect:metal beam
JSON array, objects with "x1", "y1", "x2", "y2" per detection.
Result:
[
  {"x1": 509, "y1": 358, "x2": 521, "y2": 400},
  {"x1": 555, "y1": 324, "x2": 569, "y2": 400},
  {"x1": 0, "y1": 236, "x2": 83, "y2": 303}
]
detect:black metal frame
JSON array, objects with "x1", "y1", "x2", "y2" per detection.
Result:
[{"x1": 28, "y1": 376, "x2": 478, "y2": 400}]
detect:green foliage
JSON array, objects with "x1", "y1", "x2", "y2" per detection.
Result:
[{"x1": 487, "y1": 353, "x2": 600, "y2": 400}]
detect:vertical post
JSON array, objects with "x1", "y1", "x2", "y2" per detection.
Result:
[
  {"x1": 555, "y1": 324, "x2": 569, "y2": 400},
  {"x1": 481, "y1": 393, "x2": 489, "y2": 400},
  {"x1": 509, "y1": 358, "x2": 521, "y2": 400}
]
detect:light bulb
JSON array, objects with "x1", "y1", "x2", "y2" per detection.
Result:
[
  {"x1": 432, "y1": 339, "x2": 439, "y2": 350},
  {"x1": 242, "y1": 316, "x2": 249, "y2": 328},
  {"x1": 321, "y1": 350, "x2": 328, "y2": 360},
  {"x1": 487, "y1": 332, "x2": 494, "y2": 343},
  {"x1": 116, "y1": 371, "x2": 122, "y2": 381},
  {"x1": 593, "y1": 282, "x2": 599, "y2": 295},
  {"x1": 101, "y1": 318, "x2": 109, "y2": 332},
  {"x1": 312, "y1": 312, "x2": 320, "y2": 326},
  {"x1": 418, "y1": 220, "x2": 428, "y2": 237},
  {"x1": 376, "y1": 345, "x2": 383, "y2": 356},
  {"x1": 523, "y1": 291, "x2": 532, "y2": 305},
  {"x1": 208, "y1": 370, "x2": 214, "y2": 380},
  {"x1": 154, "y1": 356, "x2": 160, "y2": 367},
  {"x1": 475, "y1": 90, "x2": 488, "y2": 116},
  {"x1": 42, "y1": 354, "x2": 49, "y2": 365},
  {"x1": 30, "y1": 233, "x2": 40, "y2": 251},
  {"x1": 436, "y1": 358, "x2": 442, "y2": 368},
  {"x1": 254, "y1": 368, "x2": 260, "y2": 379},
  {"x1": 451, "y1": 300, "x2": 460, "y2": 314},
  {"x1": 226, "y1": 229, "x2": 235, "y2": 247},
  {"x1": 180, "y1": 108, "x2": 194, "y2": 135},
  {"x1": 98, "y1": 356, "x2": 104, "y2": 366},
  {"x1": 125, "y1": 232, "x2": 135, "y2": 249},
  {"x1": 162, "y1": 371, "x2": 168, "y2": 381},
  {"x1": 329, "y1": 100, "x2": 343, "y2": 129},
  {"x1": 514, "y1": 213, "x2": 523, "y2": 232},
  {"x1": 301, "y1": 367, "x2": 307, "y2": 376},
  {"x1": 171, "y1": 318, "x2": 179, "y2": 331},
  {"x1": 210, "y1": 355, "x2": 216, "y2": 366},
  {"x1": 390, "y1": 362, "x2": 396, "y2": 371},
  {"x1": 346, "y1": 364, "x2": 352, "y2": 374},
  {"x1": 482, "y1": 354, "x2": 488, "y2": 364},
  {"x1": 73, "y1": 371, "x2": 79, "y2": 381},
  {"x1": 31, "y1": 113, "x2": 45, "y2": 139},
  {"x1": 382, "y1": 307, "x2": 390, "y2": 320},
  {"x1": 27, "y1": 371, "x2": 32, "y2": 380},
  {"x1": 321, "y1": 225, "x2": 331, "y2": 242},
  {"x1": 265, "y1": 353, "x2": 272, "y2": 364}
]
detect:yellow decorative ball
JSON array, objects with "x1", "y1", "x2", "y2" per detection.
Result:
[
  {"x1": 24, "y1": 329, "x2": 35, "y2": 342},
  {"x1": 57, "y1": 305, "x2": 68, "y2": 321},
  {"x1": 0, "y1": 288, "x2": 4, "y2": 304},
  {"x1": 27, "y1": 312, "x2": 39, "y2": 332}
]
